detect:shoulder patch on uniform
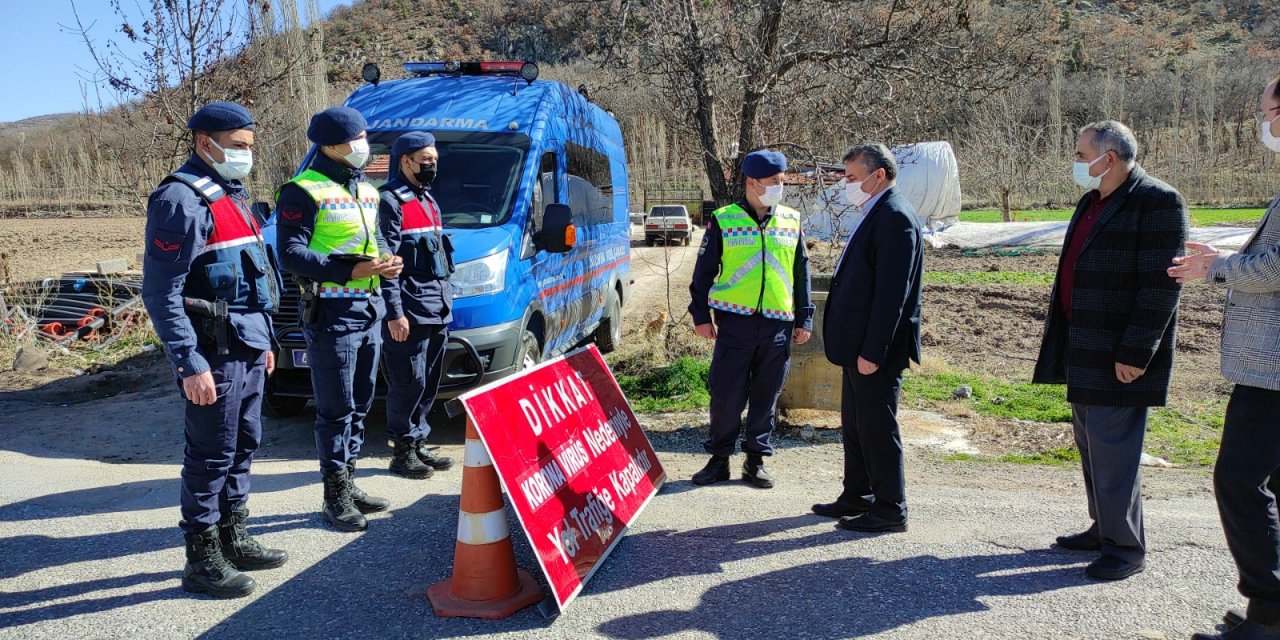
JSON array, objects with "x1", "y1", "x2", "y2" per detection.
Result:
[
  {"x1": 147, "y1": 229, "x2": 187, "y2": 261},
  {"x1": 392, "y1": 186, "x2": 414, "y2": 203},
  {"x1": 277, "y1": 206, "x2": 304, "y2": 223}
]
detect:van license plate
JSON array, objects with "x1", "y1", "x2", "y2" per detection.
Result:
[{"x1": 292, "y1": 350, "x2": 309, "y2": 368}]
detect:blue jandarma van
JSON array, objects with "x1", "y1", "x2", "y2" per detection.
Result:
[{"x1": 262, "y1": 61, "x2": 631, "y2": 416}]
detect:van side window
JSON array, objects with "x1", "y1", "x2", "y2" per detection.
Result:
[
  {"x1": 566, "y1": 142, "x2": 612, "y2": 226},
  {"x1": 531, "y1": 151, "x2": 557, "y2": 231}
]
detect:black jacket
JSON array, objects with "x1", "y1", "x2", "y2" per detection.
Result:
[
  {"x1": 823, "y1": 187, "x2": 923, "y2": 372},
  {"x1": 1033, "y1": 166, "x2": 1188, "y2": 407}
]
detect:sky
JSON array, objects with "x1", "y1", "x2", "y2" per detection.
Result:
[{"x1": 0, "y1": 0, "x2": 353, "y2": 123}]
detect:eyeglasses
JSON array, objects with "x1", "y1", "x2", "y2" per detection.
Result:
[{"x1": 1255, "y1": 107, "x2": 1280, "y2": 124}]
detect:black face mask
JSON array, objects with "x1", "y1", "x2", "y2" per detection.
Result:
[{"x1": 412, "y1": 161, "x2": 437, "y2": 187}]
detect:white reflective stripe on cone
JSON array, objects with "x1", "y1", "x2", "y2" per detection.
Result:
[
  {"x1": 463, "y1": 439, "x2": 492, "y2": 467},
  {"x1": 456, "y1": 508, "x2": 509, "y2": 545}
]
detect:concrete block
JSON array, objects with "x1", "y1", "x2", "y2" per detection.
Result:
[{"x1": 96, "y1": 258, "x2": 129, "y2": 275}]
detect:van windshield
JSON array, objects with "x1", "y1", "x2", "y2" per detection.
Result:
[{"x1": 367, "y1": 131, "x2": 531, "y2": 229}]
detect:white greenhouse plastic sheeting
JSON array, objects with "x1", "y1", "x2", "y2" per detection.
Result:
[
  {"x1": 925, "y1": 221, "x2": 1258, "y2": 250},
  {"x1": 804, "y1": 141, "x2": 962, "y2": 241}
]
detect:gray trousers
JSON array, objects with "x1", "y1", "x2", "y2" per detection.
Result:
[{"x1": 1071, "y1": 403, "x2": 1149, "y2": 563}]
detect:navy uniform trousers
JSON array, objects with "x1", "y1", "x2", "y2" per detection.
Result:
[
  {"x1": 180, "y1": 338, "x2": 267, "y2": 533},
  {"x1": 382, "y1": 322, "x2": 448, "y2": 442},
  {"x1": 304, "y1": 323, "x2": 381, "y2": 474},
  {"x1": 839, "y1": 365, "x2": 908, "y2": 522},
  {"x1": 705, "y1": 311, "x2": 792, "y2": 457}
]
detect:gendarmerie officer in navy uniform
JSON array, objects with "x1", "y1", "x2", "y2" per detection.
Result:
[
  {"x1": 379, "y1": 132, "x2": 456, "y2": 479},
  {"x1": 688, "y1": 150, "x2": 814, "y2": 489},
  {"x1": 276, "y1": 107, "x2": 403, "y2": 532},
  {"x1": 142, "y1": 102, "x2": 288, "y2": 599}
]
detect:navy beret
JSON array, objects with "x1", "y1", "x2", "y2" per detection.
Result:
[
  {"x1": 187, "y1": 101, "x2": 254, "y2": 132},
  {"x1": 389, "y1": 132, "x2": 437, "y2": 177},
  {"x1": 742, "y1": 150, "x2": 787, "y2": 179},
  {"x1": 307, "y1": 106, "x2": 367, "y2": 145}
]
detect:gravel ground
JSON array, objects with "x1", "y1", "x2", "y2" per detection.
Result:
[{"x1": 0, "y1": 398, "x2": 1240, "y2": 639}]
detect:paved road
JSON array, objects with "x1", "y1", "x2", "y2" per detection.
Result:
[{"x1": 0, "y1": 393, "x2": 1239, "y2": 639}]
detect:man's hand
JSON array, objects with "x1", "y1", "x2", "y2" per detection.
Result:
[
  {"x1": 793, "y1": 328, "x2": 812, "y2": 345},
  {"x1": 388, "y1": 316, "x2": 410, "y2": 342},
  {"x1": 857, "y1": 356, "x2": 879, "y2": 376},
  {"x1": 182, "y1": 371, "x2": 217, "y2": 406},
  {"x1": 1115, "y1": 362, "x2": 1146, "y2": 384},
  {"x1": 1167, "y1": 242, "x2": 1220, "y2": 284},
  {"x1": 694, "y1": 323, "x2": 717, "y2": 340},
  {"x1": 265, "y1": 350, "x2": 275, "y2": 376},
  {"x1": 352, "y1": 257, "x2": 404, "y2": 280}
]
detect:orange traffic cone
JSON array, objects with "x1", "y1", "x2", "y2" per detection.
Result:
[{"x1": 427, "y1": 417, "x2": 544, "y2": 619}]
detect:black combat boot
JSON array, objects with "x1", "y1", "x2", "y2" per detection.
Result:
[
  {"x1": 691, "y1": 455, "x2": 731, "y2": 485},
  {"x1": 322, "y1": 468, "x2": 367, "y2": 532},
  {"x1": 742, "y1": 453, "x2": 775, "y2": 489},
  {"x1": 389, "y1": 440, "x2": 434, "y2": 479},
  {"x1": 346, "y1": 462, "x2": 390, "y2": 513},
  {"x1": 182, "y1": 524, "x2": 256, "y2": 598},
  {"x1": 217, "y1": 506, "x2": 288, "y2": 570},
  {"x1": 415, "y1": 441, "x2": 455, "y2": 471}
]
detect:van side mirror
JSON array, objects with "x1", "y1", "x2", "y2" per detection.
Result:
[
  {"x1": 541, "y1": 203, "x2": 576, "y2": 253},
  {"x1": 250, "y1": 201, "x2": 272, "y2": 225}
]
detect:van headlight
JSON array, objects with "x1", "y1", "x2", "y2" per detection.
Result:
[{"x1": 452, "y1": 251, "x2": 507, "y2": 298}]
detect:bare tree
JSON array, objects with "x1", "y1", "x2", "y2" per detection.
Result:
[
  {"x1": 576, "y1": 0, "x2": 1048, "y2": 205},
  {"x1": 66, "y1": 0, "x2": 322, "y2": 196},
  {"x1": 960, "y1": 89, "x2": 1062, "y2": 221}
]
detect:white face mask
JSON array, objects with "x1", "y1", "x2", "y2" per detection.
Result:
[
  {"x1": 759, "y1": 183, "x2": 784, "y2": 207},
  {"x1": 342, "y1": 138, "x2": 370, "y2": 169},
  {"x1": 1072, "y1": 153, "x2": 1110, "y2": 191},
  {"x1": 845, "y1": 180, "x2": 872, "y2": 207},
  {"x1": 207, "y1": 138, "x2": 253, "y2": 181},
  {"x1": 1261, "y1": 115, "x2": 1280, "y2": 154}
]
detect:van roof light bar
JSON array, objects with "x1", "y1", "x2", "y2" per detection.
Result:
[{"x1": 403, "y1": 61, "x2": 539, "y2": 84}]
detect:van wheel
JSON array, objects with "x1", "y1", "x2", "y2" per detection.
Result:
[
  {"x1": 595, "y1": 288, "x2": 622, "y2": 354},
  {"x1": 683, "y1": 235, "x2": 691, "y2": 246},
  {"x1": 263, "y1": 389, "x2": 307, "y2": 418},
  {"x1": 515, "y1": 330, "x2": 541, "y2": 372}
]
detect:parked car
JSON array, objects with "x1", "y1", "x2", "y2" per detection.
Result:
[
  {"x1": 644, "y1": 205, "x2": 692, "y2": 246},
  {"x1": 260, "y1": 60, "x2": 632, "y2": 417}
]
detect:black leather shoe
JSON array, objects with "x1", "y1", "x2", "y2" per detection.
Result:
[
  {"x1": 346, "y1": 463, "x2": 390, "y2": 514},
  {"x1": 217, "y1": 507, "x2": 288, "y2": 570},
  {"x1": 1192, "y1": 619, "x2": 1280, "y2": 639},
  {"x1": 415, "y1": 442, "x2": 455, "y2": 471},
  {"x1": 182, "y1": 525, "x2": 256, "y2": 598},
  {"x1": 837, "y1": 513, "x2": 907, "y2": 533},
  {"x1": 812, "y1": 501, "x2": 870, "y2": 519},
  {"x1": 390, "y1": 440, "x2": 434, "y2": 479},
  {"x1": 1225, "y1": 608, "x2": 1247, "y2": 629},
  {"x1": 1085, "y1": 554, "x2": 1144, "y2": 581},
  {"x1": 1055, "y1": 529, "x2": 1102, "y2": 551},
  {"x1": 692, "y1": 455, "x2": 730, "y2": 485},
  {"x1": 741, "y1": 454, "x2": 774, "y2": 489}
]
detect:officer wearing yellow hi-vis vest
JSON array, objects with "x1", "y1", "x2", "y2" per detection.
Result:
[
  {"x1": 276, "y1": 106, "x2": 404, "y2": 532},
  {"x1": 689, "y1": 149, "x2": 814, "y2": 489}
]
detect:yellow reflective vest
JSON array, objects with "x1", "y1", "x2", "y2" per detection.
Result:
[
  {"x1": 283, "y1": 169, "x2": 381, "y2": 296},
  {"x1": 707, "y1": 203, "x2": 801, "y2": 321}
]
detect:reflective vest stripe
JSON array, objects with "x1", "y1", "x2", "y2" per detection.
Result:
[{"x1": 706, "y1": 203, "x2": 801, "y2": 321}]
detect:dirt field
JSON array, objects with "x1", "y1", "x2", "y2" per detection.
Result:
[{"x1": 0, "y1": 217, "x2": 145, "y2": 282}]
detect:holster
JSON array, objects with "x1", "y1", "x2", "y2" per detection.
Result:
[
  {"x1": 184, "y1": 297, "x2": 230, "y2": 356},
  {"x1": 296, "y1": 277, "x2": 320, "y2": 325}
]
